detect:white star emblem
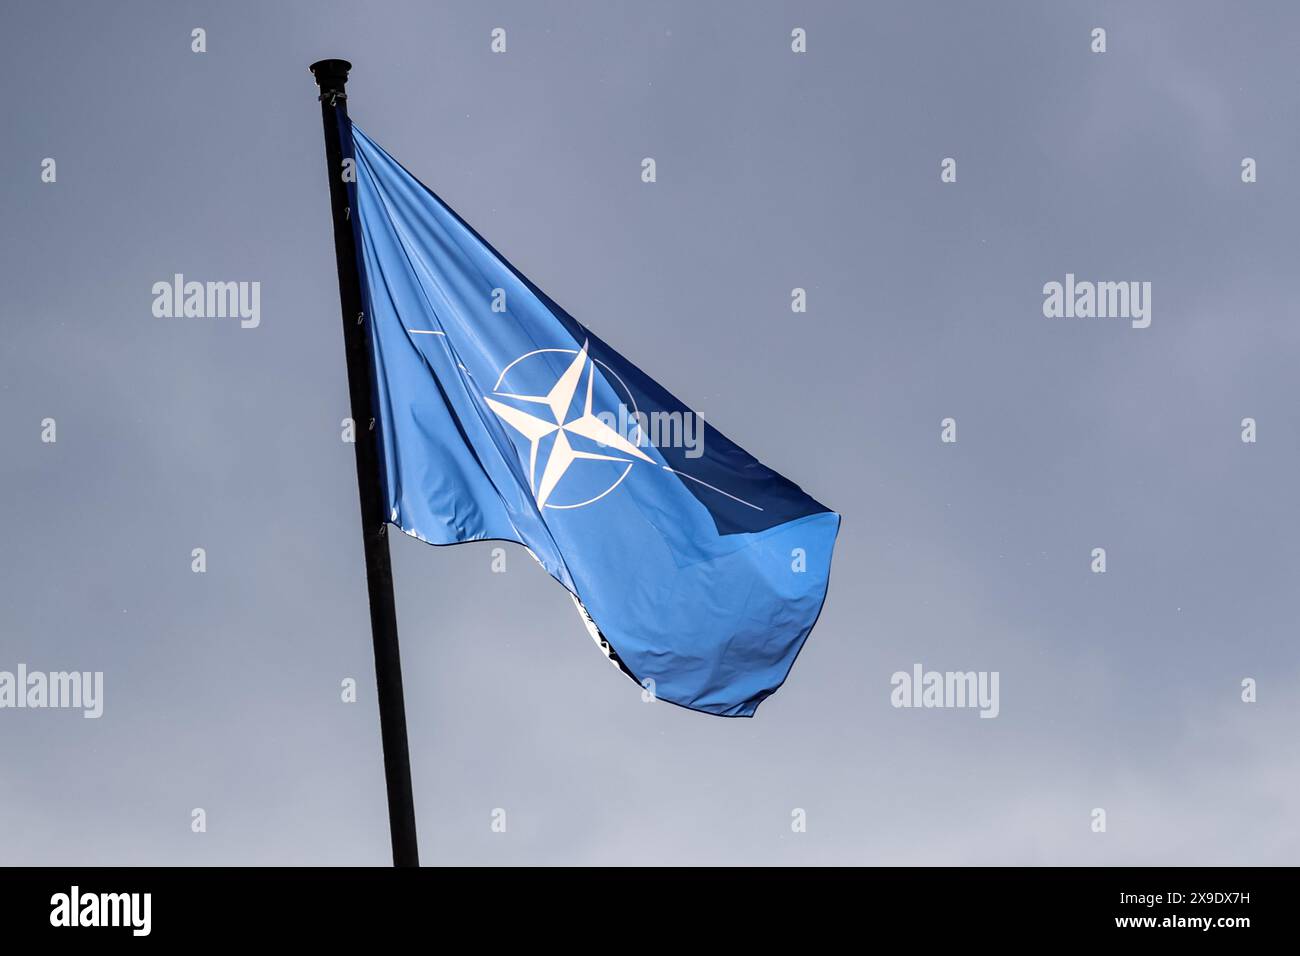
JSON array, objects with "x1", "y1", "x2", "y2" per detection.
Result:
[{"x1": 485, "y1": 342, "x2": 652, "y2": 509}]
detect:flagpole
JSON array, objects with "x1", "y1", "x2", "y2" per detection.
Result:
[{"x1": 309, "y1": 58, "x2": 420, "y2": 867}]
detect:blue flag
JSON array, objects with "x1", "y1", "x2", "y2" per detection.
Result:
[{"x1": 347, "y1": 122, "x2": 839, "y2": 716}]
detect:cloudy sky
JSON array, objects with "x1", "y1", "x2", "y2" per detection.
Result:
[{"x1": 2, "y1": 0, "x2": 1297, "y2": 865}]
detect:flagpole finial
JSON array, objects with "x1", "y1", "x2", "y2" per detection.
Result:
[{"x1": 310, "y1": 59, "x2": 352, "y2": 93}]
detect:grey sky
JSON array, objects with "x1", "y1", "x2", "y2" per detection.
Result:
[{"x1": 1, "y1": 0, "x2": 1297, "y2": 865}]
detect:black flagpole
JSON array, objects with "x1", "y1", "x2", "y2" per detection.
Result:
[{"x1": 309, "y1": 58, "x2": 420, "y2": 867}]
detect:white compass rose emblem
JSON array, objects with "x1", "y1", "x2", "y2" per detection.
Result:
[{"x1": 484, "y1": 342, "x2": 652, "y2": 509}]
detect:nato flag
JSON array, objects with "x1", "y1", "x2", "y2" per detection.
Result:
[{"x1": 347, "y1": 121, "x2": 839, "y2": 716}]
